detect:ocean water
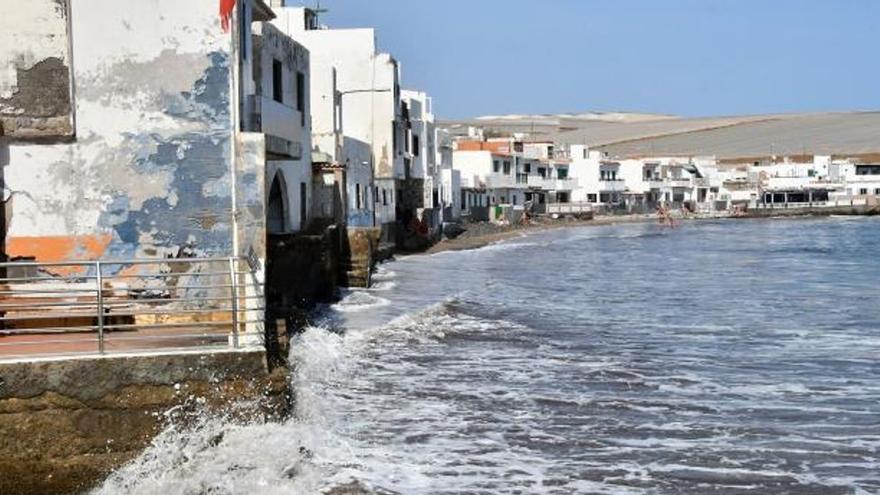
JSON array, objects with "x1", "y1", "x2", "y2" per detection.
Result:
[{"x1": 98, "y1": 217, "x2": 880, "y2": 494}]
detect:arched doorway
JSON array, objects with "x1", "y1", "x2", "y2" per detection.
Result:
[{"x1": 267, "y1": 172, "x2": 288, "y2": 234}]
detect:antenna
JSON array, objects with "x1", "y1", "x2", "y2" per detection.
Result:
[{"x1": 313, "y1": 0, "x2": 328, "y2": 15}]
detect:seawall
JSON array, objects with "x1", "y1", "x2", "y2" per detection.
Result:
[
  {"x1": 0, "y1": 350, "x2": 289, "y2": 494},
  {"x1": 743, "y1": 204, "x2": 880, "y2": 218}
]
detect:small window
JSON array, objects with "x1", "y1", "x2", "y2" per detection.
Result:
[
  {"x1": 383, "y1": 189, "x2": 388, "y2": 206},
  {"x1": 860, "y1": 188, "x2": 868, "y2": 195},
  {"x1": 875, "y1": 188, "x2": 880, "y2": 195},
  {"x1": 503, "y1": 161, "x2": 511, "y2": 175},
  {"x1": 493, "y1": 160, "x2": 500, "y2": 173},
  {"x1": 272, "y1": 59, "x2": 283, "y2": 103},
  {"x1": 296, "y1": 72, "x2": 306, "y2": 125},
  {"x1": 413, "y1": 135, "x2": 420, "y2": 157}
]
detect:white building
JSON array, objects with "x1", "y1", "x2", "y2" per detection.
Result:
[
  {"x1": 435, "y1": 128, "x2": 461, "y2": 221},
  {"x1": 272, "y1": 7, "x2": 404, "y2": 241},
  {"x1": 452, "y1": 148, "x2": 527, "y2": 208}
]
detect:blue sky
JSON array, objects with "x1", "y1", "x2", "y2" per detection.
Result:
[{"x1": 311, "y1": 0, "x2": 880, "y2": 119}]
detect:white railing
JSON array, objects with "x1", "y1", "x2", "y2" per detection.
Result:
[
  {"x1": 546, "y1": 202, "x2": 593, "y2": 214},
  {"x1": 599, "y1": 180, "x2": 627, "y2": 192},
  {"x1": 754, "y1": 198, "x2": 870, "y2": 209},
  {"x1": 485, "y1": 174, "x2": 518, "y2": 188}
]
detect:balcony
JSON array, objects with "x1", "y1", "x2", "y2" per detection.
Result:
[
  {"x1": 485, "y1": 174, "x2": 518, "y2": 189},
  {"x1": 248, "y1": 95, "x2": 304, "y2": 159},
  {"x1": 648, "y1": 178, "x2": 692, "y2": 189},
  {"x1": 526, "y1": 176, "x2": 578, "y2": 191},
  {"x1": 599, "y1": 179, "x2": 626, "y2": 192}
]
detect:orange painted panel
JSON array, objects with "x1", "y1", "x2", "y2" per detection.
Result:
[{"x1": 6, "y1": 234, "x2": 113, "y2": 262}]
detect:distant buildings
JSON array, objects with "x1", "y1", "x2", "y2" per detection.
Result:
[{"x1": 449, "y1": 130, "x2": 880, "y2": 215}]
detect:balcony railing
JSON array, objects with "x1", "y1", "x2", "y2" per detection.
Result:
[
  {"x1": 648, "y1": 178, "x2": 692, "y2": 189},
  {"x1": 248, "y1": 95, "x2": 304, "y2": 159},
  {"x1": 599, "y1": 180, "x2": 626, "y2": 192},
  {"x1": 527, "y1": 176, "x2": 578, "y2": 190},
  {"x1": 0, "y1": 257, "x2": 263, "y2": 361},
  {"x1": 547, "y1": 202, "x2": 593, "y2": 214},
  {"x1": 485, "y1": 174, "x2": 518, "y2": 188}
]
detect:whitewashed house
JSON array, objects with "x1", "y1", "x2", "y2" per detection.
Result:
[{"x1": 272, "y1": 7, "x2": 403, "y2": 244}]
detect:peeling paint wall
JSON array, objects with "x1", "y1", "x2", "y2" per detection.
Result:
[
  {"x1": 0, "y1": 0, "x2": 75, "y2": 139},
  {"x1": 2, "y1": 0, "x2": 243, "y2": 262}
]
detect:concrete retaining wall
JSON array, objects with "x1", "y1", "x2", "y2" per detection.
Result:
[
  {"x1": 0, "y1": 350, "x2": 288, "y2": 494},
  {"x1": 744, "y1": 205, "x2": 880, "y2": 218}
]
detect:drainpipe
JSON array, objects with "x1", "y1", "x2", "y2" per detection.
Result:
[{"x1": 230, "y1": 1, "x2": 242, "y2": 259}]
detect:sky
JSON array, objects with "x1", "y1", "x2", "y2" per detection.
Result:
[{"x1": 304, "y1": 0, "x2": 880, "y2": 119}]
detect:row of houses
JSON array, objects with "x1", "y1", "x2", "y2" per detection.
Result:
[{"x1": 444, "y1": 128, "x2": 880, "y2": 218}]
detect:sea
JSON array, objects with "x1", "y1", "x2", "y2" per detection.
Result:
[{"x1": 97, "y1": 216, "x2": 880, "y2": 494}]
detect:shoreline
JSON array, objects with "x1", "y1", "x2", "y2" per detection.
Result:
[
  {"x1": 424, "y1": 214, "x2": 658, "y2": 255},
  {"x1": 423, "y1": 207, "x2": 880, "y2": 255}
]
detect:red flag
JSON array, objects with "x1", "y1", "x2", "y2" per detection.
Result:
[{"x1": 220, "y1": 0, "x2": 236, "y2": 32}]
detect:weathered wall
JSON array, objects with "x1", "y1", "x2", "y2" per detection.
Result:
[
  {"x1": 266, "y1": 227, "x2": 340, "y2": 307},
  {"x1": 340, "y1": 227, "x2": 381, "y2": 288},
  {"x1": 2, "y1": 0, "x2": 239, "y2": 262},
  {"x1": 0, "y1": 0, "x2": 75, "y2": 139},
  {"x1": 0, "y1": 350, "x2": 289, "y2": 495}
]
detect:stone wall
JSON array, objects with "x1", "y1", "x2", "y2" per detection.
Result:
[
  {"x1": 340, "y1": 227, "x2": 381, "y2": 288},
  {"x1": 0, "y1": 350, "x2": 288, "y2": 495}
]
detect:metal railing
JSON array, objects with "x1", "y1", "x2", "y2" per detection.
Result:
[
  {"x1": 754, "y1": 198, "x2": 869, "y2": 209},
  {"x1": 0, "y1": 257, "x2": 263, "y2": 361},
  {"x1": 546, "y1": 202, "x2": 594, "y2": 215}
]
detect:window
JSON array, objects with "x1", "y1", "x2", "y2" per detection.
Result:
[
  {"x1": 375, "y1": 186, "x2": 379, "y2": 203},
  {"x1": 859, "y1": 188, "x2": 868, "y2": 195},
  {"x1": 493, "y1": 160, "x2": 501, "y2": 173},
  {"x1": 512, "y1": 196, "x2": 517, "y2": 205},
  {"x1": 296, "y1": 71, "x2": 306, "y2": 126},
  {"x1": 875, "y1": 188, "x2": 880, "y2": 195},
  {"x1": 413, "y1": 135, "x2": 420, "y2": 156},
  {"x1": 524, "y1": 163, "x2": 531, "y2": 173},
  {"x1": 856, "y1": 165, "x2": 880, "y2": 175},
  {"x1": 503, "y1": 161, "x2": 511, "y2": 175},
  {"x1": 392, "y1": 123, "x2": 398, "y2": 154},
  {"x1": 240, "y1": 3, "x2": 249, "y2": 61},
  {"x1": 299, "y1": 182, "x2": 308, "y2": 229},
  {"x1": 383, "y1": 189, "x2": 388, "y2": 206},
  {"x1": 557, "y1": 168, "x2": 568, "y2": 179},
  {"x1": 272, "y1": 60, "x2": 283, "y2": 103},
  {"x1": 356, "y1": 184, "x2": 362, "y2": 209}
]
